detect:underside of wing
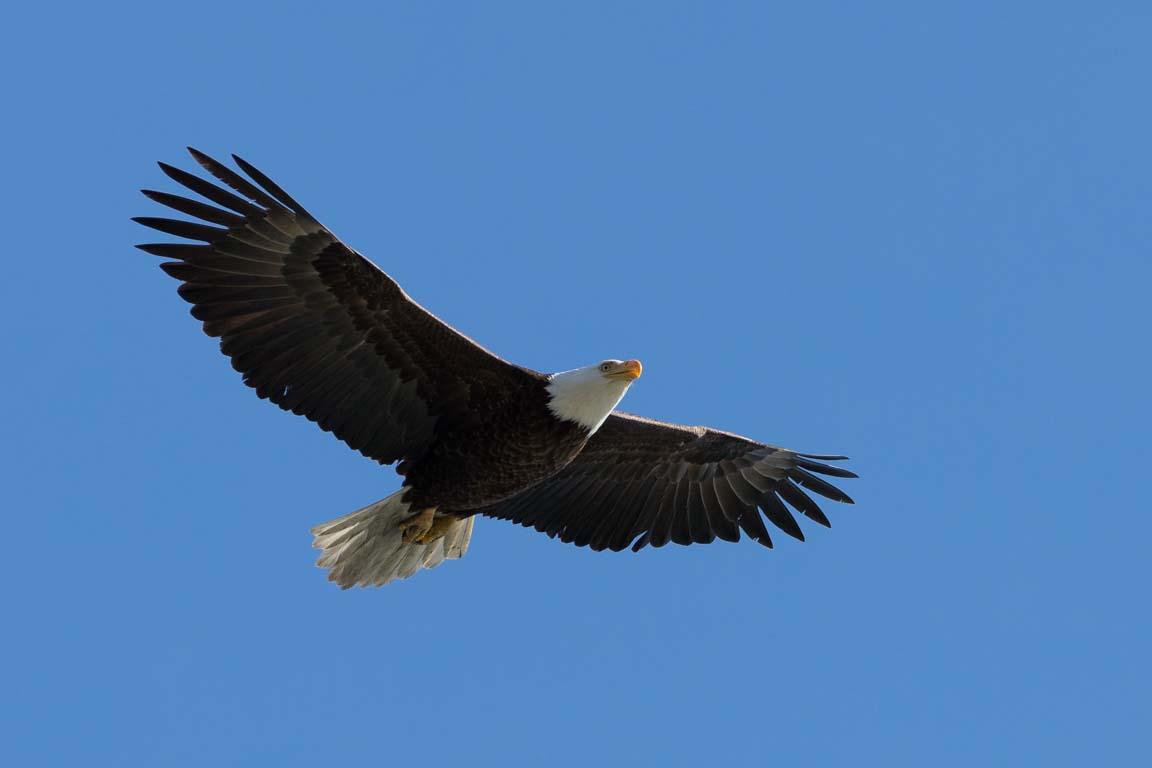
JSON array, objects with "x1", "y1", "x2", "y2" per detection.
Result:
[
  {"x1": 135, "y1": 148, "x2": 540, "y2": 466},
  {"x1": 475, "y1": 412, "x2": 856, "y2": 552}
]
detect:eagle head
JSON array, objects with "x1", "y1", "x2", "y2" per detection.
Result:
[{"x1": 545, "y1": 359, "x2": 643, "y2": 434}]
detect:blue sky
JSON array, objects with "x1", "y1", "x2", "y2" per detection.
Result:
[{"x1": 3, "y1": 2, "x2": 1149, "y2": 765}]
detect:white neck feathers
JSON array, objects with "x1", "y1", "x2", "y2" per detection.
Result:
[{"x1": 545, "y1": 366, "x2": 633, "y2": 434}]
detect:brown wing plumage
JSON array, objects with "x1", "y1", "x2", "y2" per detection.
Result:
[
  {"x1": 475, "y1": 412, "x2": 856, "y2": 552},
  {"x1": 135, "y1": 148, "x2": 540, "y2": 466}
]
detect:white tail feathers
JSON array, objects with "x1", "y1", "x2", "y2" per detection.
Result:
[{"x1": 310, "y1": 491, "x2": 474, "y2": 588}]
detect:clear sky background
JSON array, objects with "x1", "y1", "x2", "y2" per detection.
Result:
[{"x1": 3, "y1": 2, "x2": 1149, "y2": 766}]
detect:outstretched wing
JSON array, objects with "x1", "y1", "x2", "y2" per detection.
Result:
[
  {"x1": 135, "y1": 148, "x2": 540, "y2": 466},
  {"x1": 476, "y1": 412, "x2": 856, "y2": 552}
]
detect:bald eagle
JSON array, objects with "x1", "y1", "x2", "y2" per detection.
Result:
[{"x1": 135, "y1": 149, "x2": 857, "y2": 588}]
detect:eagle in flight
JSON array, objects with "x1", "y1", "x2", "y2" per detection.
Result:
[{"x1": 135, "y1": 149, "x2": 857, "y2": 588}]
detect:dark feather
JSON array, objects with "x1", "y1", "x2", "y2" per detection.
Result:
[
  {"x1": 190, "y1": 296, "x2": 299, "y2": 323},
  {"x1": 738, "y1": 511, "x2": 774, "y2": 548},
  {"x1": 158, "y1": 162, "x2": 264, "y2": 217},
  {"x1": 165, "y1": 269, "x2": 287, "y2": 289},
  {"x1": 604, "y1": 473, "x2": 662, "y2": 552},
  {"x1": 543, "y1": 476, "x2": 597, "y2": 539},
  {"x1": 564, "y1": 479, "x2": 624, "y2": 547},
  {"x1": 646, "y1": 483, "x2": 680, "y2": 548},
  {"x1": 188, "y1": 147, "x2": 289, "y2": 213},
  {"x1": 135, "y1": 242, "x2": 212, "y2": 260},
  {"x1": 757, "y1": 493, "x2": 805, "y2": 541},
  {"x1": 132, "y1": 216, "x2": 226, "y2": 242},
  {"x1": 684, "y1": 481, "x2": 715, "y2": 545},
  {"x1": 776, "y1": 480, "x2": 831, "y2": 528},
  {"x1": 712, "y1": 477, "x2": 746, "y2": 524},
  {"x1": 795, "y1": 456, "x2": 859, "y2": 479},
  {"x1": 628, "y1": 476, "x2": 673, "y2": 551},
  {"x1": 721, "y1": 463, "x2": 762, "y2": 506},
  {"x1": 698, "y1": 480, "x2": 740, "y2": 543},
  {"x1": 231, "y1": 153, "x2": 313, "y2": 214},
  {"x1": 141, "y1": 189, "x2": 244, "y2": 227},
  {"x1": 792, "y1": 467, "x2": 855, "y2": 504},
  {"x1": 586, "y1": 474, "x2": 645, "y2": 551}
]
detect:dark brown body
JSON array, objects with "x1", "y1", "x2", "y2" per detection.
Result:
[{"x1": 401, "y1": 382, "x2": 590, "y2": 512}]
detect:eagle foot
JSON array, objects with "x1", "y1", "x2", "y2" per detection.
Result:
[{"x1": 400, "y1": 507, "x2": 453, "y2": 544}]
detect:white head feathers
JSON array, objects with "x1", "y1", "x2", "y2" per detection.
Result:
[{"x1": 545, "y1": 359, "x2": 643, "y2": 434}]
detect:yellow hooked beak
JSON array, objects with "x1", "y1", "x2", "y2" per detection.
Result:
[{"x1": 607, "y1": 359, "x2": 643, "y2": 382}]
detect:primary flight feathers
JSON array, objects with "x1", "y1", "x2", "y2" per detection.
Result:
[{"x1": 136, "y1": 148, "x2": 856, "y2": 588}]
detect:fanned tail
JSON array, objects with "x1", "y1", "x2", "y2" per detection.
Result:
[{"x1": 310, "y1": 491, "x2": 474, "y2": 588}]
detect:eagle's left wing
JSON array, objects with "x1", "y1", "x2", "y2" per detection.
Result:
[{"x1": 475, "y1": 411, "x2": 856, "y2": 552}]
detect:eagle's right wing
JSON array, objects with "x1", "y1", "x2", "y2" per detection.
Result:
[{"x1": 135, "y1": 148, "x2": 541, "y2": 466}]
